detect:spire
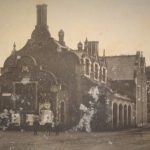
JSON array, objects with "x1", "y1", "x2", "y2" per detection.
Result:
[
  {"x1": 102, "y1": 49, "x2": 107, "y2": 67},
  {"x1": 13, "y1": 42, "x2": 16, "y2": 50},
  {"x1": 77, "y1": 41, "x2": 83, "y2": 51},
  {"x1": 103, "y1": 49, "x2": 105, "y2": 57},
  {"x1": 11, "y1": 42, "x2": 16, "y2": 55},
  {"x1": 141, "y1": 51, "x2": 143, "y2": 57},
  {"x1": 84, "y1": 37, "x2": 88, "y2": 50},
  {"x1": 85, "y1": 37, "x2": 88, "y2": 43}
]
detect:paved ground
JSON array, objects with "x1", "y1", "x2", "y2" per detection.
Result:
[{"x1": 0, "y1": 128, "x2": 150, "y2": 150}]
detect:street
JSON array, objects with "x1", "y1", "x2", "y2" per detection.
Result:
[{"x1": 0, "y1": 128, "x2": 150, "y2": 150}]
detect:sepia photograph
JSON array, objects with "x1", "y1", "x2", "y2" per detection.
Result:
[{"x1": 0, "y1": 0, "x2": 150, "y2": 149}]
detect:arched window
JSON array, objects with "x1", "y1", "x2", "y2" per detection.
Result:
[
  {"x1": 85, "y1": 59, "x2": 90, "y2": 76},
  {"x1": 119, "y1": 104, "x2": 123, "y2": 128},
  {"x1": 102, "y1": 67, "x2": 107, "y2": 82},
  {"x1": 113, "y1": 103, "x2": 118, "y2": 128},
  {"x1": 95, "y1": 63, "x2": 99, "y2": 79},
  {"x1": 128, "y1": 105, "x2": 131, "y2": 126},
  {"x1": 124, "y1": 105, "x2": 127, "y2": 127}
]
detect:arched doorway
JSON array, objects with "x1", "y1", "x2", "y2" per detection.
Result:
[
  {"x1": 124, "y1": 105, "x2": 127, "y2": 127},
  {"x1": 128, "y1": 105, "x2": 131, "y2": 127},
  {"x1": 113, "y1": 103, "x2": 118, "y2": 129},
  {"x1": 119, "y1": 104, "x2": 123, "y2": 128},
  {"x1": 37, "y1": 70, "x2": 58, "y2": 115}
]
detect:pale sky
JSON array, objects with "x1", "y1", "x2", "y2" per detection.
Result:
[{"x1": 0, "y1": 0, "x2": 150, "y2": 67}]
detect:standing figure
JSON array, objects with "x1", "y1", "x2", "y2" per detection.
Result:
[
  {"x1": 33, "y1": 116, "x2": 39, "y2": 135},
  {"x1": 45, "y1": 120, "x2": 52, "y2": 136},
  {"x1": 44, "y1": 109, "x2": 54, "y2": 136}
]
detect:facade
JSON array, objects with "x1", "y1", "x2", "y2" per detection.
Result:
[
  {"x1": 0, "y1": 4, "x2": 107, "y2": 129},
  {"x1": 106, "y1": 52, "x2": 147, "y2": 127},
  {"x1": 146, "y1": 66, "x2": 150, "y2": 123},
  {"x1": 0, "y1": 4, "x2": 147, "y2": 130}
]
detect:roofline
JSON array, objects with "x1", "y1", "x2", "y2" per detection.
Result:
[{"x1": 104, "y1": 55, "x2": 136, "y2": 58}]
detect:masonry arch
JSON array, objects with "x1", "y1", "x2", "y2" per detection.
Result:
[
  {"x1": 113, "y1": 103, "x2": 118, "y2": 129},
  {"x1": 128, "y1": 105, "x2": 132, "y2": 127},
  {"x1": 119, "y1": 104, "x2": 123, "y2": 128},
  {"x1": 124, "y1": 105, "x2": 127, "y2": 127}
]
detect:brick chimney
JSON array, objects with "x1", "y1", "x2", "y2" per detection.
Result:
[
  {"x1": 85, "y1": 41, "x2": 99, "y2": 57},
  {"x1": 36, "y1": 4, "x2": 47, "y2": 27},
  {"x1": 31, "y1": 4, "x2": 51, "y2": 40}
]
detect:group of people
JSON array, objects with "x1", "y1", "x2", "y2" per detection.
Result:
[
  {"x1": 0, "y1": 108, "x2": 61, "y2": 136},
  {"x1": 33, "y1": 116, "x2": 60, "y2": 136}
]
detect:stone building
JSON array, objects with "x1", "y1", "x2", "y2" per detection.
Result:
[
  {"x1": 0, "y1": 4, "x2": 107, "y2": 129},
  {"x1": 146, "y1": 66, "x2": 150, "y2": 123},
  {"x1": 0, "y1": 4, "x2": 147, "y2": 130},
  {"x1": 106, "y1": 52, "x2": 147, "y2": 127}
]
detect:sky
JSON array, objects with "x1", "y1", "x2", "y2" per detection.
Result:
[{"x1": 0, "y1": 0, "x2": 150, "y2": 67}]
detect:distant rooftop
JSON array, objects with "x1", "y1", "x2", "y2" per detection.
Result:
[{"x1": 105, "y1": 55, "x2": 138, "y2": 80}]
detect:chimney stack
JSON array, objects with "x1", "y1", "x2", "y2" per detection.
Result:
[
  {"x1": 58, "y1": 29, "x2": 65, "y2": 46},
  {"x1": 36, "y1": 4, "x2": 47, "y2": 27},
  {"x1": 85, "y1": 41, "x2": 99, "y2": 57}
]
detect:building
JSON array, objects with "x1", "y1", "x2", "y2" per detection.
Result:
[
  {"x1": 0, "y1": 4, "x2": 147, "y2": 130},
  {"x1": 0, "y1": 4, "x2": 107, "y2": 129},
  {"x1": 146, "y1": 66, "x2": 150, "y2": 123},
  {"x1": 106, "y1": 52, "x2": 147, "y2": 127}
]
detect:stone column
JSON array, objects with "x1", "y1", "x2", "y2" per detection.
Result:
[
  {"x1": 117, "y1": 103, "x2": 119, "y2": 128},
  {"x1": 122, "y1": 104, "x2": 124, "y2": 128}
]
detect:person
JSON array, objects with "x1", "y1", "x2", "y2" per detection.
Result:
[
  {"x1": 55, "y1": 120, "x2": 60, "y2": 136},
  {"x1": 45, "y1": 121, "x2": 52, "y2": 136},
  {"x1": 1, "y1": 109, "x2": 9, "y2": 131},
  {"x1": 1, "y1": 117, "x2": 7, "y2": 131},
  {"x1": 44, "y1": 110, "x2": 54, "y2": 136},
  {"x1": 33, "y1": 116, "x2": 39, "y2": 135}
]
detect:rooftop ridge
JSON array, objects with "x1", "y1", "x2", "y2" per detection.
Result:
[{"x1": 104, "y1": 55, "x2": 136, "y2": 57}]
